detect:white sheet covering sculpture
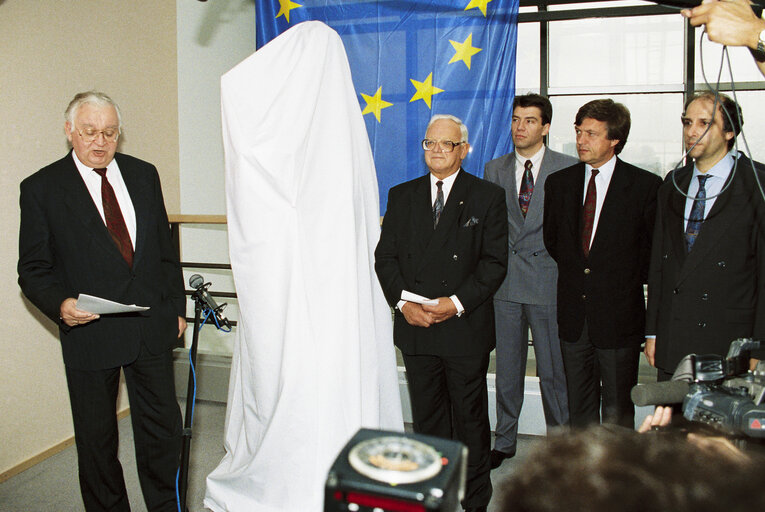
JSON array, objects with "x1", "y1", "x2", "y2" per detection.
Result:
[{"x1": 204, "y1": 21, "x2": 404, "y2": 512}]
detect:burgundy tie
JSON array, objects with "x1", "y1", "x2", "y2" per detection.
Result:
[
  {"x1": 581, "y1": 169, "x2": 599, "y2": 258},
  {"x1": 93, "y1": 168, "x2": 133, "y2": 267}
]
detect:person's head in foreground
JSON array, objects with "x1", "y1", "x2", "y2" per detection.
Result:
[{"x1": 497, "y1": 426, "x2": 763, "y2": 512}]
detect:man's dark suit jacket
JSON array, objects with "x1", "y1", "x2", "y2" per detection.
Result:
[
  {"x1": 375, "y1": 170, "x2": 508, "y2": 356},
  {"x1": 544, "y1": 159, "x2": 662, "y2": 348},
  {"x1": 647, "y1": 158, "x2": 765, "y2": 372},
  {"x1": 18, "y1": 151, "x2": 186, "y2": 370}
]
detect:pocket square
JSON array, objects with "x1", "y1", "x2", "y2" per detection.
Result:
[{"x1": 463, "y1": 216, "x2": 479, "y2": 227}]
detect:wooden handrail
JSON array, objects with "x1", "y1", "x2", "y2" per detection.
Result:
[{"x1": 168, "y1": 214, "x2": 227, "y2": 224}]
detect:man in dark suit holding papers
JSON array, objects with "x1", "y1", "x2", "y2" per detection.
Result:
[
  {"x1": 18, "y1": 91, "x2": 186, "y2": 512},
  {"x1": 375, "y1": 114, "x2": 507, "y2": 512}
]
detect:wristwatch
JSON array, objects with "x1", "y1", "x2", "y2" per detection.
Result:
[{"x1": 752, "y1": 26, "x2": 765, "y2": 62}]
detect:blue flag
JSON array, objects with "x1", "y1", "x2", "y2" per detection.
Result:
[{"x1": 255, "y1": 0, "x2": 518, "y2": 213}]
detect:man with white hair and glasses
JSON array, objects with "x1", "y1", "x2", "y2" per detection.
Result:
[{"x1": 376, "y1": 114, "x2": 508, "y2": 512}]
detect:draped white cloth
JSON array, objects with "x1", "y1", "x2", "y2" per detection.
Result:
[{"x1": 204, "y1": 21, "x2": 404, "y2": 512}]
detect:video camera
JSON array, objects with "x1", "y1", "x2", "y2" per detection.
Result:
[{"x1": 632, "y1": 338, "x2": 765, "y2": 439}]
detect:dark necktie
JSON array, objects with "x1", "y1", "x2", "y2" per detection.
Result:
[
  {"x1": 581, "y1": 168, "x2": 599, "y2": 258},
  {"x1": 93, "y1": 168, "x2": 133, "y2": 267},
  {"x1": 518, "y1": 159, "x2": 534, "y2": 218},
  {"x1": 433, "y1": 180, "x2": 444, "y2": 229},
  {"x1": 685, "y1": 174, "x2": 710, "y2": 253}
]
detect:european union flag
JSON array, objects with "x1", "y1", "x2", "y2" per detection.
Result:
[{"x1": 255, "y1": 0, "x2": 519, "y2": 213}]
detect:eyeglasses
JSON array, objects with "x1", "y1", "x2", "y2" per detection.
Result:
[
  {"x1": 76, "y1": 127, "x2": 120, "y2": 143},
  {"x1": 422, "y1": 139, "x2": 464, "y2": 152}
]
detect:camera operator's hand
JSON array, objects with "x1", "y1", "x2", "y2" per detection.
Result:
[
  {"x1": 637, "y1": 405, "x2": 672, "y2": 433},
  {"x1": 750, "y1": 357, "x2": 760, "y2": 371},
  {"x1": 682, "y1": 0, "x2": 765, "y2": 77},
  {"x1": 644, "y1": 336, "x2": 656, "y2": 367}
]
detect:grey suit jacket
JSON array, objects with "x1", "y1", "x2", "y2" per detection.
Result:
[{"x1": 484, "y1": 148, "x2": 578, "y2": 305}]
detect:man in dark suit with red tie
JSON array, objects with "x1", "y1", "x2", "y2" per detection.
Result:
[
  {"x1": 375, "y1": 114, "x2": 507, "y2": 512},
  {"x1": 18, "y1": 91, "x2": 186, "y2": 512},
  {"x1": 543, "y1": 99, "x2": 661, "y2": 428}
]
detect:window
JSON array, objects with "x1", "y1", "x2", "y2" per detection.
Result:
[{"x1": 517, "y1": 1, "x2": 765, "y2": 175}]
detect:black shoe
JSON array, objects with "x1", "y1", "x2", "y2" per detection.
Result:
[{"x1": 490, "y1": 448, "x2": 515, "y2": 469}]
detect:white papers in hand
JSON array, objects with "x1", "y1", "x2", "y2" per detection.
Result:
[
  {"x1": 401, "y1": 290, "x2": 439, "y2": 306},
  {"x1": 76, "y1": 294, "x2": 150, "y2": 314}
]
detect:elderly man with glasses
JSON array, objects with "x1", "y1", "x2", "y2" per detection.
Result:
[
  {"x1": 18, "y1": 91, "x2": 186, "y2": 512},
  {"x1": 375, "y1": 114, "x2": 508, "y2": 512}
]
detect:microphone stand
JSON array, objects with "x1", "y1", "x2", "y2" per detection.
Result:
[{"x1": 178, "y1": 290, "x2": 203, "y2": 512}]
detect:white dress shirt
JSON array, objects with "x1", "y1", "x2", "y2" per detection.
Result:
[
  {"x1": 583, "y1": 155, "x2": 617, "y2": 250},
  {"x1": 683, "y1": 152, "x2": 734, "y2": 232},
  {"x1": 514, "y1": 145, "x2": 546, "y2": 193},
  {"x1": 397, "y1": 169, "x2": 465, "y2": 315},
  {"x1": 430, "y1": 167, "x2": 460, "y2": 205},
  {"x1": 72, "y1": 152, "x2": 137, "y2": 249}
]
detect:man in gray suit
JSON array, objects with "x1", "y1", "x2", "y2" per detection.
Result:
[{"x1": 484, "y1": 94, "x2": 577, "y2": 468}]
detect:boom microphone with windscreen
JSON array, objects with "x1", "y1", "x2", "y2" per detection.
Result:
[{"x1": 631, "y1": 380, "x2": 690, "y2": 407}]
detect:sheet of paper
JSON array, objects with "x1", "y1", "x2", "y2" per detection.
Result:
[
  {"x1": 76, "y1": 293, "x2": 150, "y2": 314},
  {"x1": 401, "y1": 290, "x2": 439, "y2": 306}
]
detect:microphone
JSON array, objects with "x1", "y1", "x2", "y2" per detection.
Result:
[
  {"x1": 631, "y1": 381, "x2": 690, "y2": 407},
  {"x1": 189, "y1": 274, "x2": 231, "y2": 329}
]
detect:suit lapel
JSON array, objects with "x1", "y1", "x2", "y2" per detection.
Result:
[
  {"x1": 667, "y1": 166, "x2": 693, "y2": 267},
  {"x1": 678, "y1": 164, "x2": 742, "y2": 283},
  {"x1": 505, "y1": 155, "x2": 525, "y2": 225},
  {"x1": 565, "y1": 163, "x2": 586, "y2": 255},
  {"x1": 117, "y1": 155, "x2": 148, "y2": 268},
  {"x1": 60, "y1": 154, "x2": 128, "y2": 263},
  {"x1": 495, "y1": 154, "x2": 524, "y2": 240},
  {"x1": 589, "y1": 159, "x2": 630, "y2": 256},
  {"x1": 418, "y1": 170, "x2": 469, "y2": 272},
  {"x1": 411, "y1": 175, "x2": 434, "y2": 253},
  {"x1": 524, "y1": 153, "x2": 553, "y2": 227}
]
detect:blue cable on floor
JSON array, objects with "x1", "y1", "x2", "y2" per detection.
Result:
[{"x1": 175, "y1": 305, "x2": 227, "y2": 512}]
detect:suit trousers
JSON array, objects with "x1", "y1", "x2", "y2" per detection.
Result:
[
  {"x1": 401, "y1": 352, "x2": 492, "y2": 509},
  {"x1": 493, "y1": 300, "x2": 568, "y2": 453},
  {"x1": 64, "y1": 344, "x2": 182, "y2": 512},
  {"x1": 560, "y1": 321, "x2": 639, "y2": 429}
]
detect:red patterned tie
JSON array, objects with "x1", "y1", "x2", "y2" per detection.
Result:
[
  {"x1": 581, "y1": 168, "x2": 599, "y2": 258},
  {"x1": 518, "y1": 159, "x2": 534, "y2": 217},
  {"x1": 93, "y1": 168, "x2": 133, "y2": 267}
]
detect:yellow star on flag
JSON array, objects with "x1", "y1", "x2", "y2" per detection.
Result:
[
  {"x1": 449, "y1": 34, "x2": 482, "y2": 70},
  {"x1": 409, "y1": 73, "x2": 444, "y2": 109},
  {"x1": 361, "y1": 87, "x2": 394, "y2": 123},
  {"x1": 464, "y1": 0, "x2": 492, "y2": 17},
  {"x1": 276, "y1": 0, "x2": 302, "y2": 23}
]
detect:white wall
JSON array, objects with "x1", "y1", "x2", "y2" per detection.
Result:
[
  {"x1": 178, "y1": 0, "x2": 256, "y2": 216},
  {"x1": 176, "y1": 0, "x2": 255, "y2": 354}
]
